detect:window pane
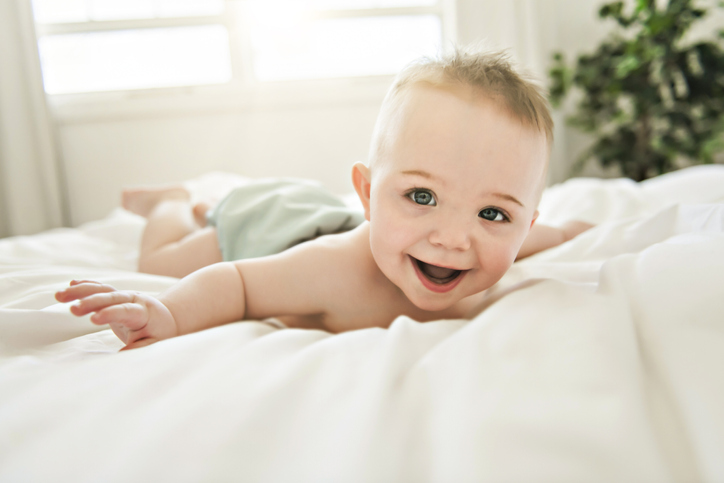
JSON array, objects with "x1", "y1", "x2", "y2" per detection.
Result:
[
  {"x1": 32, "y1": 0, "x2": 88, "y2": 23},
  {"x1": 310, "y1": 0, "x2": 437, "y2": 9},
  {"x1": 31, "y1": 0, "x2": 224, "y2": 23},
  {"x1": 155, "y1": 0, "x2": 225, "y2": 17},
  {"x1": 38, "y1": 25, "x2": 232, "y2": 94},
  {"x1": 90, "y1": 0, "x2": 155, "y2": 21},
  {"x1": 251, "y1": 15, "x2": 442, "y2": 81},
  {"x1": 247, "y1": 0, "x2": 437, "y2": 12}
]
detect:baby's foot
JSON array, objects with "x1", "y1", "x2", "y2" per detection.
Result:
[
  {"x1": 122, "y1": 185, "x2": 190, "y2": 218},
  {"x1": 192, "y1": 199, "x2": 215, "y2": 227}
]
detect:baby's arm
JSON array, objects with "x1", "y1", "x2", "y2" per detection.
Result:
[
  {"x1": 56, "y1": 237, "x2": 340, "y2": 349},
  {"x1": 516, "y1": 220, "x2": 594, "y2": 260},
  {"x1": 56, "y1": 262, "x2": 247, "y2": 350}
]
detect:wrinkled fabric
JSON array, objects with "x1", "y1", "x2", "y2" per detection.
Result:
[{"x1": 1, "y1": 166, "x2": 723, "y2": 483}]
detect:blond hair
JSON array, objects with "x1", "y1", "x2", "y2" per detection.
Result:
[{"x1": 370, "y1": 46, "x2": 554, "y2": 164}]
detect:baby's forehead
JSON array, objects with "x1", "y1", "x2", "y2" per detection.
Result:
[
  {"x1": 387, "y1": 81, "x2": 550, "y2": 145},
  {"x1": 392, "y1": 81, "x2": 488, "y2": 114},
  {"x1": 384, "y1": 82, "x2": 545, "y2": 148},
  {"x1": 378, "y1": 83, "x2": 549, "y2": 198},
  {"x1": 399, "y1": 80, "x2": 521, "y2": 112},
  {"x1": 392, "y1": 82, "x2": 547, "y2": 147}
]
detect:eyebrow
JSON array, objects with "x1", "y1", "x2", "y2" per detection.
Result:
[
  {"x1": 400, "y1": 169, "x2": 525, "y2": 208},
  {"x1": 492, "y1": 192, "x2": 525, "y2": 208},
  {"x1": 401, "y1": 169, "x2": 437, "y2": 180}
]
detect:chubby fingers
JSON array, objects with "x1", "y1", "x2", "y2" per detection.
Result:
[
  {"x1": 56, "y1": 280, "x2": 117, "y2": 303},
  {"x1": 90, "y1": 302, "x2": 149, "y2": 330},
  {"x1": 69, "y1": 290, "x2": 136, "y2": 317},
  {"x1": 70, "y1": 279, "x2": 104, "y2": 286}
]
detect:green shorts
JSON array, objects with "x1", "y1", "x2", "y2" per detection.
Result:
[{"x1": 206, "y1": 178, "x2": 365, "y2": 261}]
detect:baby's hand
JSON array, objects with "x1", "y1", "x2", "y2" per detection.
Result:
[{"x1": 55, "y1": 280, "x2": 178, "y2": 350}]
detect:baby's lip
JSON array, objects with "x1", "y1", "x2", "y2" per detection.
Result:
[{"x1": 410, "y1": 256, "x2": 468, "y2": 293}]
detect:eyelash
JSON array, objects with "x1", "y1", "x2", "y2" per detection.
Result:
[
  {"x1": 478, "y1": 208, "x2": 510, "y2": 223},
  {"x1": 405, "y1": 188, "x2": 511, "y2": 222},
  {"x1": 406, "y1": 188, "x2": 436, "y2": 206}
]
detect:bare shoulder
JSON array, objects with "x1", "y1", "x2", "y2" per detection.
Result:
[
  {"x1": 235, "y1": 223, "x2": 379, "y2": 324},
  {"x1": 273, "y1": 221, "x2": 373, "y2": 274},
  {"x1": 312, "y1": 224, "x2": 412, "y2": 331}
]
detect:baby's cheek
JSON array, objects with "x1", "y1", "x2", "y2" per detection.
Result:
[
  {"x1": 488, "y1": 244, "x2": 518, "y2": 275},
  {"x1": 493, "y1": 256, "x2": 514, "y2": 277},
  {"x1": 375, "y1": 211, "x2": 414, "y2": 245}
]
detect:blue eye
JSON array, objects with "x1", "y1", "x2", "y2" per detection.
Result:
[
  {"x1": 409, "y1": 189, "x2": 436, "y2": 206},
  {"x1": 479, "y1": 208, "x2": 506, "y2": 222}
]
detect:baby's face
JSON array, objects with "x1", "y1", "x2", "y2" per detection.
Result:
[{"x1": 364, "y1": 83, "x2": 547, "y2": 312}]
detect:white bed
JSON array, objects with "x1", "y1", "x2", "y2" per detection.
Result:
[{"x1": 1, "y1": 166, "x2": 723, "y2": 483}]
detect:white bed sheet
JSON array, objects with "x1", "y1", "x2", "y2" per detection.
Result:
[{"x1": 1, "y1": 166, "x2": 723, "y2": 483}]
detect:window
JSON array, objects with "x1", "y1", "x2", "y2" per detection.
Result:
[
  {"x1": 33, "y1": 0, "x2": 232, "y2": 94},
  {"x1": 247, "y1": 1, "x2": 444, "y2": 81},
  {"x1": 32, "y1": 0, "x2": 452, "y2": 96}
]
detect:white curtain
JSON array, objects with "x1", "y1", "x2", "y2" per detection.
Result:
[{"x1": 0, "y1": 0, "x2": 66, "y2": 237}]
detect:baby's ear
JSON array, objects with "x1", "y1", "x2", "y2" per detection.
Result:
[{"x1": 351, "y1": 162, "x2": 372, "y2": 221}]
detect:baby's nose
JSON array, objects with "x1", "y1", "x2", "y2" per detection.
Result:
[{"x1": 429, "y1": 217, "x2": 472, "y2": 251}]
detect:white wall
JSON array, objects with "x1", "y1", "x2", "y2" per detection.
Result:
[
  {"x1": 50, "y1": 0, "x2": 724, "y2": 226},
  {"x1": 59, "y1": 100, "x2": 383, "y2": 225}
]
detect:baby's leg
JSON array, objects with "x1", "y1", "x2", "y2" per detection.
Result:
[
  {"x1": 122, "y1": 185, "x2": 189, "y2": 218},
  {"x1": 123, "y1": 186, "x2": 222, "y2": 278}
]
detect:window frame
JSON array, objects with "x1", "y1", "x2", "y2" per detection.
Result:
[{"x1": 33, "y1": 0, "x2": 457, "y2": 123}]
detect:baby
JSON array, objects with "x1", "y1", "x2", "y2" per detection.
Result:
[{"x1": 56, "y1": 48, "x2": 590, "y2": 350}]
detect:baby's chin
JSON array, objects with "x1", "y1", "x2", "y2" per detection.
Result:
[
  {"x1": 406, "y1": 291, "x2": 463, "y2": 313},
  {"x1": 406, "y1": 281, "x2": 497, "y2": 315}
]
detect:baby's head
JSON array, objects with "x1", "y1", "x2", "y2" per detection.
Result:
[
  {"x1": 369, "y1": 47, "x2": 553, "y2": 175},
  {"x1": 352, "y1": 46, "x2": 553, "y2": 311}
]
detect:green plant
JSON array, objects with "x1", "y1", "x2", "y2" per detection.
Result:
[{"x1": 549, "y1": 0, "x2": 724, "y2": 181}]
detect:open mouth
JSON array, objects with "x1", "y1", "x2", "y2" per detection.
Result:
[{"x1": 410, "y1": 256, "x2": 467, "y2": 293}]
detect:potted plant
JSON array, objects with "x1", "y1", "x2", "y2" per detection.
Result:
[{"x1": 549, "y1": 0, "x2": 724, "y2": 181}]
